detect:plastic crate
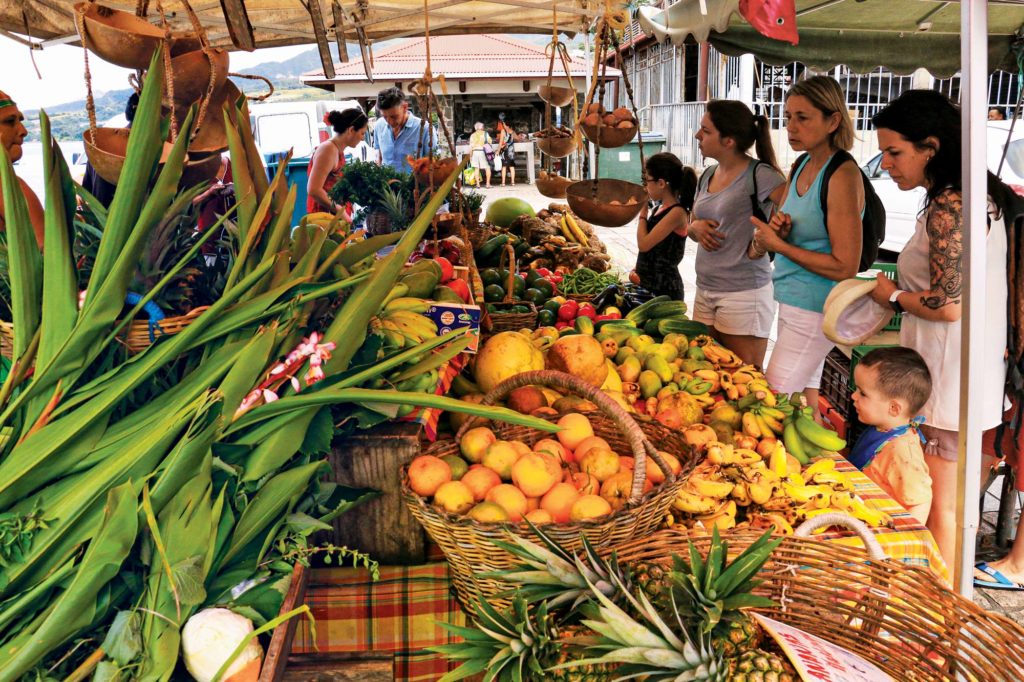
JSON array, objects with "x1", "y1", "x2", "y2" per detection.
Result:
[
  {"x1": 860, "y1": 262, "x2": 902, "y2": 332},
  {"x1": 821, "y1": 347, "x2": 853, "y2": 419},
  {"x1": 848, "y1": 343, "x2": 898, "y2": 392}
]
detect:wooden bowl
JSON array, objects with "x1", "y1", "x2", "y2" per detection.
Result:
[
  {"x1": 165, "y1": 48, "x2": 230, "y2": 108},
  {"x1": 75, "y1": 2, "x2": 194, "y2": 70},
  {"x1": 183, "y1": 79, "x2": 241, "y2": 155},
  {"x1": 538, "y1": 85, "x2": 575, "y2": 108},
  {"x1": 536, "y1": 174, "x2": 575, "y2": 199},
  {"x1": 413, "y1": 157, "x2": 459, "y2": 187},
  {"x1": 565, "y1": 179, "x2": 649, "y2": 227},
  {"x1": 536, "y1": 136, "x2": 577, "y2": 158},
  {"x1": 84, "y1": 128, "x2": 176, "y2": 184},
  {"x1": 580, "y1": 122, "x2": 637, "y2": 149},
  {"x1": 181, "y1": 151, "x2": 224, "y2": 187}
]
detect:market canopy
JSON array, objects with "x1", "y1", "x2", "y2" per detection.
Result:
[
  {"x1": 639, "y1": 0, "x2": 1024, "y2": 78},
  {"x1": 0, "y1": 0, "x2": 618, "y2": 52}
]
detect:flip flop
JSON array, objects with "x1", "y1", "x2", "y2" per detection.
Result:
[{"x1": 974, "y1": 562, "x2": 1024, "y2": 590}]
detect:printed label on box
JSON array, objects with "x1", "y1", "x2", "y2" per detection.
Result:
[
  {"x1": 752, "y1": 614, "x2": 893, "y2": 682},
  {"x1": 424, "y1": 303, "x2": 482, "y2": 353}
]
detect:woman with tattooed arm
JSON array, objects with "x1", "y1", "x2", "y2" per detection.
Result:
[{"x1": 869, "y1": 90, "x2": 1011, "y2": 576}]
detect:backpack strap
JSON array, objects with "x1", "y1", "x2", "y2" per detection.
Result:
[
  {"x1": 698, "y1": 164, "x2": 718, "y2": 193},
  {"x1": 817, "y1": 149, "x2": 856, "y2": 227},
  {"x1": 744, "y1": 159, "x2": 767, "y2": 222}
]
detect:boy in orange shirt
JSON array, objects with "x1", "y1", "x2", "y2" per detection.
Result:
[{"x1": 849, "y1": 347, "x2": 933, "y2": 524}]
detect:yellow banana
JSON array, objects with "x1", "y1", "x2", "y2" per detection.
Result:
[
  {"x1": 758, "y1": 412, "x2": 784, "y2": 436},
  {"x1": 769, "y1": 441, "x2": 789, "y2": 477},
  {"x1": 748, "y1": 479, "x2": 776, "y2": 505},
  {"x1": 753, "y1": 413, "x2": 776, "y2": 439},
  {"x1": 384, "y1": 297, "x2": 432, "y2": 313},
  {"x1": 785, "y1": 473, "x2": 807, "y2": 487},
  {"x1": 736, "y1": 383, "x2": 750, "y2": 398},
  {"x1": 759, "y1": 405, "x2": 787, "y2": 421},
  {"x1": 564, "y1": 212, "x2": 590, "y2": 247},
  {"x1": 691, "y1": 392, "x2": 716, "y2": 407},
  {"x1": 752, "y1": 512, "x2": 795, "y2": 535},
  {"x1": 559, "y1": 215, "x2": 577, "y2": 243},
  {"x1": 730, "y1": 481, "x2": 752, "y2": 505},
  {"x1": 801, "y1": 458, "x2": 837, "y2": 479},
  {"x1": 689, "y1": 477, "x2": 735, "y2": 499},
  {"x1": 782, "y1": 482, "x2": 834, "y2": 504},
  {"x1": 837, "y1": 493, "x2": 893, "y2": 528},
  {"x1": 741, "y1": 412, "x2": 763, "y2": 438},
  {"x1": 673, "y1": 489, "x2": 721, "y2": 514},
  {"x1": 379, "y1": 327, "x2": 406, "y2": 349},
  {"x1": 386, "y1": 311, "x2": 439, "y2": 338},
  {"x1": 794, "y1": 507, "x2": 843, "y2": 532},
  {"x1": 809, "y1": 470, "x2": 854, "y2": 491},
  {"x1": 731, "y1": 370, "x2": 756, "y2": 385}
]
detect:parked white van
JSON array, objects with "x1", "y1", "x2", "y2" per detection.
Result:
[{"x1": 248, "y1": 100, "x2": 373, "y2": 162}]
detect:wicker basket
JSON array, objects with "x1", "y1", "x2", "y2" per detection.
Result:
[
  {"x1": 566, "y1": 293, "x2": 595, "y2": 304},
  {"x1": 401, "y1": 369, "x2": 696, "y2": 610},
  {"x1": 614, "y1": 514, "x2": 1024, "y2": 681},
  {"x1": 482, "y1": 244, "x2": 538, "y2": 332},
  {"x1": 0, "y1": 307, "x2": 210, "y2": 359}
]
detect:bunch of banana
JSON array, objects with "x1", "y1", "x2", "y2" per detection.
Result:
[
  {"x1": 373, "y1": 297, "x2": 438, "y2": 349},
  {"x1": 782, "y1": 405, "x2": 847, "y2": 465},
  {"x1": 699, "y1": 340, "x2": 744, "y2": 369},
  {"x1": 557, "y1": 211, "x2": 590, "y2": 247},
  {"x1": 671, "y1": 462, "x2": 734, "y2": 514},
  {"x1": 368, "y1": 367, "x2": 442, "y2": 417}
]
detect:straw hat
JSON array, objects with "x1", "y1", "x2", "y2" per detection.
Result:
[{"x1": 822, "y1": 278, "x2": 893, "y2": 346}]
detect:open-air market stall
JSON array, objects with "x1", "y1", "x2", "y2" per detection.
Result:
[{"x1": 4, "y1": 0, "x2": 1024, "y2": 680}]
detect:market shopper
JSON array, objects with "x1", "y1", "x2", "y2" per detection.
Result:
[
  {"x1": 306, "y1": 108, "x2": 368, "y2": 216},
  {"x1": 634, "y1": 152, "x2": 697, "y2": 301},
  {"x1": 868, "y1": 89, "x2": 1010, "y2": 576},
  {"x1": 751, "y1": 75, "x2": 864, "y2": 413},
  {"x1": 373, "y1": 87, "x2": 438, "y2": 174},
  {"x1": 0, "y1": 90, "x2": 44, "y2": 248},
  {"x1": 849, "y1": 346, "x2": 934, "y2": 525},
  {"x1": 469, "y1": 122, "x2": 493, "y2": 188},
  {"x1": 690, "y1": 100, "x2": 786, "y2": 367},
  {"x1": 496, "y1": 113, "x2": 517, "y2": 186}
]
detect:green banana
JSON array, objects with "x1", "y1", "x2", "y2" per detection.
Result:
[
  {"x1": 385, "y1": 296, "x2": 431, "y2": 313},
  {"x1": 782, "y1": 418, "x2": 810, "y2": 465},
  {"x1": 685, "y1": 379, "x2": 713, "y2": 395},
  {"x1": 381, "y1": 283, "x2": 410, "y2": 308},
  {"x1": 794, "y1": 413, "x2": 846, "y2": 452},
  {"x1": 450, "y1": 373, "x2": 480, "y2": 397}
]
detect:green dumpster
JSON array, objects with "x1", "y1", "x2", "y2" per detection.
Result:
[
  {"x1": 266, "y1": 155, "x2": 310, "y2": 227},
  {"x1": 595, "y1": 132, "x2": 666, "y2": 182}
]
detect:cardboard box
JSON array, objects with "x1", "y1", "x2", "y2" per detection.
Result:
[{"x1": 422, "y1": 303, "x2": 482, "y2": 353}]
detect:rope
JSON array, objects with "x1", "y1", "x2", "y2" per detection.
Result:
[
  {"x1": 228, "y1": 73, "x2": 274, "y2": 101},
  {"x1": 608, "y1": 26, "x2": 646, "y2": 183},
  {"x1": 180, "y1": 0, "x2": 218, "y2": 137},
  {"x1": 155, "y1": 0, "x2": 177, "y2": 141},
  {"x1": 74, "y1": 5, "x2": 97, "y2": 134}
]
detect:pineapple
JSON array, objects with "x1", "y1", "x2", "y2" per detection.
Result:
[
  {"x1": 632, "y1": 560, "x2": 671, "y2": 606},
  {"x1": 553, "y1": 567, "x2": 729, "y2": 681},
  {"x1": 431, "y1": 596, "x2": 614, "y2": 681},
  {"x1": 670, "y1": 529, "x2": 782, "y2": 660},
  {"x1": 727, "y1": 649, "x2": 798, "y2": 682},
  {"x1": 485, "y1": 522, "x2": 634, "y2": 613}
]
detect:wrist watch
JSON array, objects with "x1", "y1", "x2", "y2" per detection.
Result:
[{"x1": 889, "y1": 289, "x2": 906, "y2": 314}]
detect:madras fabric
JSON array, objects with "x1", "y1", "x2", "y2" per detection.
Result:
[
  {"x1": 817, "y1": 454, "x2": 950, "y2": 584},
  {"x1": 291, "y1": 563, "x2": 465, "y2": 682}
]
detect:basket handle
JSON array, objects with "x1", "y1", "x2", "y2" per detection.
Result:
[
  {"x1": 457, "y1": 369, "x2": 677, "y2": 505},
  {"x1": 500, "y1": 243, "x2": 517, "y2": 304},
  {"x1": 794, "y1": 512, "x2": 888, "y2": 561}
]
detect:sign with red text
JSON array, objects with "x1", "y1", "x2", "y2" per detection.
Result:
[{"x1": 752, "y1": 614, "x2": 894, "y2": 682}]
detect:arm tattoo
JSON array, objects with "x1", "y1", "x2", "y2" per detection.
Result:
[{"x1": 921, "y1": 191, "x2": 963, "y2": 310}]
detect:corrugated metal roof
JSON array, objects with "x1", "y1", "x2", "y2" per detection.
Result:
[{"x1": 302, "y1": 33, "x2": 619, "y2": 83}]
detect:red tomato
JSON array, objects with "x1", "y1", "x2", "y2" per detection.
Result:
[{"x1": 557, "y1": 301, "x2": 579, "y2": 322}]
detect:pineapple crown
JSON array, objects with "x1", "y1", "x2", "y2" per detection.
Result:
[{"x1": 670, "y1": 529, "x2": 782, "y2": 635}]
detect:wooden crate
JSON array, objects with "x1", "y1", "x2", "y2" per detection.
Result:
[
  {"x1": 260, "y1": 563, "x2": 309, "y2": 682},
  {"x1": 326, "y1": 422, "x2": 427, "y2": 564}
]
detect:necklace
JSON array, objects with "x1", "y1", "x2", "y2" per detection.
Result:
[{"x1": 797, "y1": 158, "x2": 824, "y2": 195}]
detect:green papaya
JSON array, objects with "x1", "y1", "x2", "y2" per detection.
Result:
[
  {"x1": 401, "y1": 271, "x2": 441, "y2": 298},
  {"x1": 432, "y1": 286, "x2": 465, "y2": 304}
]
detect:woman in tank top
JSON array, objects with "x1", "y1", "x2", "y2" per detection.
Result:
[
  {"x1": 307, "y1": 108, "x2": 368, "y2": 217},
  {"x1": 633, "y1": 153, "x2": 698, "y2": 301},
  {"x1": 750, "y1": 76, "x2": 865, "y2": 415},
  {"x1": 868, "y1": 90, "x2": 1011, "y2": 580}
]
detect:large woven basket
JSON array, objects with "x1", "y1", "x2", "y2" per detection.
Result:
[
  {"x1": 401, "y1": 369, "x2": 696, "y2": 610},
  {"x1": 614, "y1": 515, "x2": 1024, "y2": 682}
]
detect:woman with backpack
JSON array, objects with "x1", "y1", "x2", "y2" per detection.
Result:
[
  {"x1": 689, "y1": 100, "x2": 787, "y2": 366},
  {"x1": 867, "y1": 90, "x2": 1010, "y2": 578},
  {"x1": 633, "y1": 152, "x2": 698, "y2": 301},
  {"x1": 751, "y1": 75, "x2": 865, "y2": 413}
]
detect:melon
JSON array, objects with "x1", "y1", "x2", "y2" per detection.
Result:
[
  {"x1": 545, "y1": 335, "x2": 608, "y2": 387},
  {"x1": 474, "y1": 331, "x2": 545, "y2": 393},
  {"x1": 485, "y1": 197, "x2": 536, "y2": 228}
]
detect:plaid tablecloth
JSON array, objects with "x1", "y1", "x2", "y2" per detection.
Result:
[{"x1": 817, "y1": 454, "x2": 950, "y2": 584}]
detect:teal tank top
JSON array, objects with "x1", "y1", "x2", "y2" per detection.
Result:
[{"x1": 773, "y1": 154, "x2": 837, "y2": 313}]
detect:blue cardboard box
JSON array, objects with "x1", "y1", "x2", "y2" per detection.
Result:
[{"x1": 422, "y1": 303, "x2": 482, "y2": 353}]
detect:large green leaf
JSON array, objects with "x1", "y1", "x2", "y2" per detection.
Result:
[{"x1": 0, "y1": 482, "x2": 137, "y2": 679}]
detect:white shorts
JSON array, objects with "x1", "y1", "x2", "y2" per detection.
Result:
[
  {"x1": 692, "y1": 282, "x2": 775, "y2": 338},
  {"x1": 471, "y1": 150, "x2": 489, "y2": 170},
  {"x1": 765, "y1": 302, "x2": 835, "y2": 393}
]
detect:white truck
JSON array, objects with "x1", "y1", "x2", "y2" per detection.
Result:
[{"x1": 247, "y1": 99, "x2": 373, "y2": 162}]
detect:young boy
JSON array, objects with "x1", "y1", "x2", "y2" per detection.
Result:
[{"x1": 849, "y1": 347, "x2": 933, "y2": 524}]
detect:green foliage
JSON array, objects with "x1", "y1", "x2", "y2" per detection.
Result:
[{"x1": 328, "y1": 160, "x2": 415, "y2": 219}]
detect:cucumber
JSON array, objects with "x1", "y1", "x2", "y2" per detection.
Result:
[
  {"x1": 645, "y1": 301, "x2": 690, "y2": 319},
  {"x1": 657, "y1": 318, "x2": 709, "y2": 337},
  {"x1": 594, "y1": 318, "x2": 637, "y2": 332},
  {"x1": 624, "y1": 295, "x2": 672, "y2": 325},
  {"x1": 476, "y1": 235, "x2": 510, "y2": 265},
  {"x1": 574, "y1": 316, "x2": 595, "y2": 335},
  {"x1": 644, "y1": 318, "x2": 662, "y2": 336}
]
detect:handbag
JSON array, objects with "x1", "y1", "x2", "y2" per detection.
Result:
[{"x1": 483, "y1": 143, "x2": 495, "y2": 164}]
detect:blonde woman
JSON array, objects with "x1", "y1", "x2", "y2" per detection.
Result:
[
  {"x1": 469, "y1": 122, "x2": 493, "y2": 188},
  {"x1": 751, "y1": 76, "x2": 865, "y2": 413}
]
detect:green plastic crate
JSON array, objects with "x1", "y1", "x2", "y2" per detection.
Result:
[
  {"x1": 848, "y1": 343, "x2": 898, "y2": 391},
  {"x1": 859, "y1": 262, "x2": 902, "y2": 332}
]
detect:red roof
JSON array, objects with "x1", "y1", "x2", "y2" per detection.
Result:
[{"x1": 302, "y1": 34, "x2": 620, "y2": 83}]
